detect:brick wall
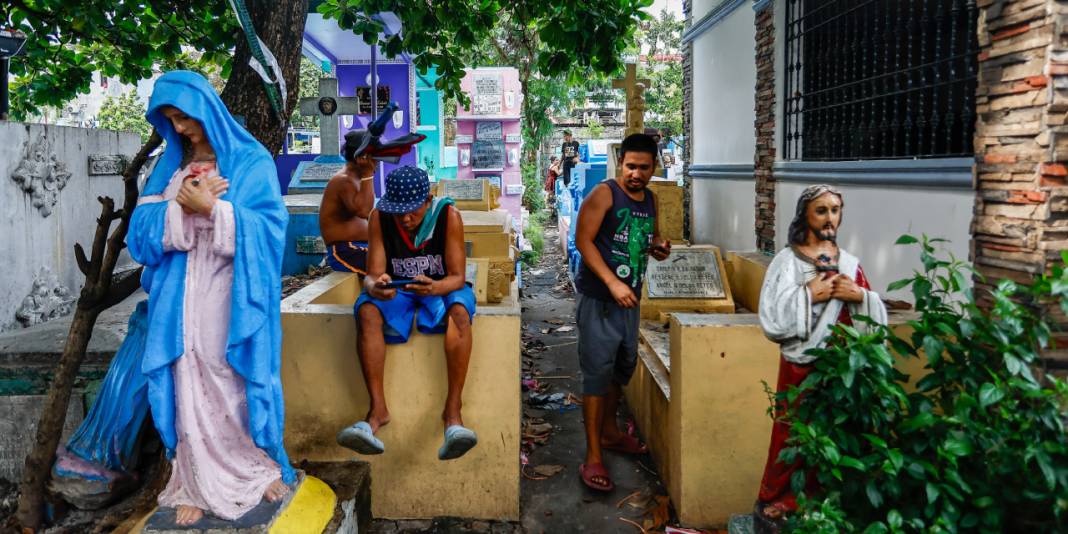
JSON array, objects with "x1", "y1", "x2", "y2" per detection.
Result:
[
  {"x1": 754, "y1": 3, "x2": 777, "y2": 254},
  {"x1": 682, "y1": 0, "x2": 694, "y2": 241},
  {"x1": 974, "y1": 0, "x2": 1068, "y2": 360}
]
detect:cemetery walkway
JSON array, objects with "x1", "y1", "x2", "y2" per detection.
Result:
[{"x1": 517, "y1": 223, "x2": 672, "y2": 534}]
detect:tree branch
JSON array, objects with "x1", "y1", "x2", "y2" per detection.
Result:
[{"x1": 15, "y1": 131, "x2": 160, "y2": 531}]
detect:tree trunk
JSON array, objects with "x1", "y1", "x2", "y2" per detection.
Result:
[
  {"x1": 219, "y1": 0, "x2": 309, "y2": 154},
  {"x1": 15, "y1": 133, "x2": 162, "y2": 532}
]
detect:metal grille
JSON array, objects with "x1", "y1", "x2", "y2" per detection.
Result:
[{"x1": 783, "y1": 0, "x2": 978, "y2": 161}]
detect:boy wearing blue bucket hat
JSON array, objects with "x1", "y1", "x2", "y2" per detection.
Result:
[{"x1": 336, "y1": 166, "x2": 478, "y2": 460}]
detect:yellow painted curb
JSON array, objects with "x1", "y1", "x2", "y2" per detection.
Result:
[{"x1": 270, "y1": 475, "x2": 337, "y2": 534}]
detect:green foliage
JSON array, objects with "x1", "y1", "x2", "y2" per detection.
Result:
[
  {"x1": 636, "y1": 9, "x2": 683, "y2": 136},
  {"x1": 521, "y1": 211, "x2": 547, "y2": 267},
  {"x1": 317, "y1": 0, "x2": 652, "y2": 107},
  {"x1": 521, "y1": 161, "x2": 544, "y2": 213},
  {"x1": 585, "y1": 115, "x2": 606, "y2": 139},
  {"x1": 5, "y1": 0, "x2": 238, "y2": 120},
  {"x1": 784, "y1": 236, "x2": 1068, "y2": 533},
  {"x1": 521, "y1": 75, "x2": 571, "y2": 165},
  {"x1": 290, "y1": 56, "x2": 325, "y2": 130},
  {"x1": 96, "y1": 90, "x2": 151, "y2": 142}
]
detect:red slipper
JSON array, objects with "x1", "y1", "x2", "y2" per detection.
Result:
[
  {"x1": 602, "y1": 434, "x2": 648, "y2": 455},
  {"x1": 579, "y1": 462, "x2": 614, "y2": 492}
]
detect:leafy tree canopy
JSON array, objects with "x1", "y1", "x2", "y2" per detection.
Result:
[
  {"x1": 3, "y1": 0, "x2": 239, "y2": 120},
  {"x1": 96, "y1": 90, "x2": 151, "y2": 142},
  {"x1": 635, "y1": 9, "x2": 683, "y2": 137},
  {"x1": 317, "y1": 0, "x2": 653, "y2": 105}
]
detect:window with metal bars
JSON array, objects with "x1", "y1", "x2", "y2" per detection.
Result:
[{"x1": 782, "y1": 0, "x2": 979, "y2": 161}]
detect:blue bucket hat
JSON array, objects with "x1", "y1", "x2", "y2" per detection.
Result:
[{"x1": 377, "y1": 165, "x2": 430, "y2": 214}]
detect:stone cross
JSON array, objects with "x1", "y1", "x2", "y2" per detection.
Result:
[
  {"x1": 299, "y1": 77, "x2": 360, "y2": 157},
  {"x1": 613, "y1": 63, "x2": 651, "y2": 137}
]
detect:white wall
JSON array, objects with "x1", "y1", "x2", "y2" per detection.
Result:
[
  {"x1": 0, "y1": 122, "x2": 141, "y2": 331},
  {"x1": 774, "y1": 182, "x2": 973, "y2": 299},
  {"x1": 691, "y1": 6, "x2": 756, "y2": 164},
  {"x1": 689, "y1": 4, "x2": 758, "y2": 251},
  {"x1": 691, "y1": 178, "x2": 757, "y2": 251},
  {"x1": 692, "y1": 0, "x2": 721, "y2": 20}
]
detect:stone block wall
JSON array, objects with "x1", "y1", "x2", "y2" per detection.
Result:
[
  {"x1": 754, "y1": 3, "x2": 777, "y2": 254},
  {"x1": 974, "y1": 0, "x2": 1068, "y2": 360}
]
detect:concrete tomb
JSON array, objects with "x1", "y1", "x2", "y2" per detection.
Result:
[
  {"x1": 455, "y1": 209, "x2": 516, "y2": 304},
  {"x1": 623, "y1": 252, "x2": 926, "y2": 528},
  {"x1": 279, "y1": 273, "x2": 521, "y2": 520}
]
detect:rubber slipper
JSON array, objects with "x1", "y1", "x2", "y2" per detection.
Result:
[
  {"x1": 579, "y1": 462, "x2": 614, "y2": 492},
  {"x1": 438, "y1": 425, "x2": 478, "y2": 460},
  {"x1": 602, "y1": 434, "x2": 648, "y2": 455},
  {"x1": 336, "y1": 421, "x2": 385, "y2": 455}
]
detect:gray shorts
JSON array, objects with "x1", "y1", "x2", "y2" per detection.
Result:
[{"x1": 576, "y1": 294, "x2": 640, "y2": 396}]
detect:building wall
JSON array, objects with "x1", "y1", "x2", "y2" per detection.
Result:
[
  {"x1": 0, "y1": 123, "x2": 140, "y2": 332},
  {"x1": 691, "y1": 0, "x2": 721, "y2": 19},
  {"x1": 690, "y1": 7, "x2": 756, "y2": 165},
  {"x1": 691, "y1": 179, "x2": 758, "y2": 252},
  {"x1": 336, "y1": 62, "x2": 417, "y2": 193},
  {"x1": 688, "y1": 4, "x2": 758, "y2": 251},
  {"x1": 685, "y1": 0, "x2": 979, "y2": 300},
  {"x1": 415, "y1": 68, "x2": 457, "y2": 181},
  {"x1": 974, "y1": 0, "x2": 1068, "y2": 353}
]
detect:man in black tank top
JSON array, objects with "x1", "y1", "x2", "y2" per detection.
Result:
[
  {"x1": 336, "y1": 166, "x2": 479, "y2": 461},
  {"x1": 573, "y1": 134, "x2": 671, "y2": 492}
]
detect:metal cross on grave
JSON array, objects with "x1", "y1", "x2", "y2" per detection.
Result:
[
  {"x1": 299, "y1": 77, "x2": 360, "y2": 158},
  {"x1": 613, "y1": 63, "x2": 651, "y2": 137}
]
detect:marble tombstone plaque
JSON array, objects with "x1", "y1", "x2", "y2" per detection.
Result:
[
  {"x1": 444, "y1": 179, "x2": 486, "y2": 201},
  {"x1": 646, "y1": 249, "x2": 726, "y2": 299},
  {"x1": 472, "y1": 140, "x2": 505, "y2": 170},
  {"x1": 476, "y1": 122, "x2": 503, "y2": 141}
]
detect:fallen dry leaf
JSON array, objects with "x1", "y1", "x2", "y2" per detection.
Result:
[
  {"x1": 645, "y1": 495, "x2": 671, "y2": 531},
  {"x1": 532, "y1": 464, "x2": 565, "y2": 477}
]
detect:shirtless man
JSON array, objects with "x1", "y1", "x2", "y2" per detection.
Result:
[{"x1": 319, "y1": 150, "x2": 377, "y2": 275}]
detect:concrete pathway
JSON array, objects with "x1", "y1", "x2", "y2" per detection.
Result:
[{"x1": 517, "y1": 224, "x2": 673, "y2": 534}]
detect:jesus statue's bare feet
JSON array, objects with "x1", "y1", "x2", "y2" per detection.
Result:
[
  {"x1": 264, "y1": 478, "x2": 289, "y2": 502},
  {"x1": 175, "y1": 504, "x2": 203, "y2": 526}
]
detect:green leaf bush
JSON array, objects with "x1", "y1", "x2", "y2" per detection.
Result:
[{"x1": 782, "y1": 235, "x2": 1068, "y2": 533}]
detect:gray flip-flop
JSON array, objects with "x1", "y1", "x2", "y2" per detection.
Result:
[
  {"x1": 437, "y1": 424, "x2": 478, "y2": 460},
  {"x1": 336, "y1": 421, "x2": 385, "y2": 455}
]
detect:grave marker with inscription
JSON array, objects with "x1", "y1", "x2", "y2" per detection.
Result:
[
  {"x1": 435, "y1": 178, "x2": 498, "y2": 212},
  {"x1": 356, "y1": 86, "x2": 391, "y2": 115},
  {"x1": 476, "y1": 122, "x2": 503, "y2": 141},
  {"x1": 639, "y1": 245, "x2": 735, "y2": 320},
  {"x1": 444, "y1": 179, "x2": 486, "y2": 201},
  {"x1": 472, "y1": 140, "x2": 505, "y2": 170},
  {"x1": 647, "y1": 250, "x2": 725, "y2": 299},
  {"x1": 472, "y1": 75, "x2": 502, "y2": 115}
]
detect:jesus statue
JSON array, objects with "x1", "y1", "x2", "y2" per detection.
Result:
[{"x1": 753, "y1": 184, "x2": 888, "y2": 531}]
